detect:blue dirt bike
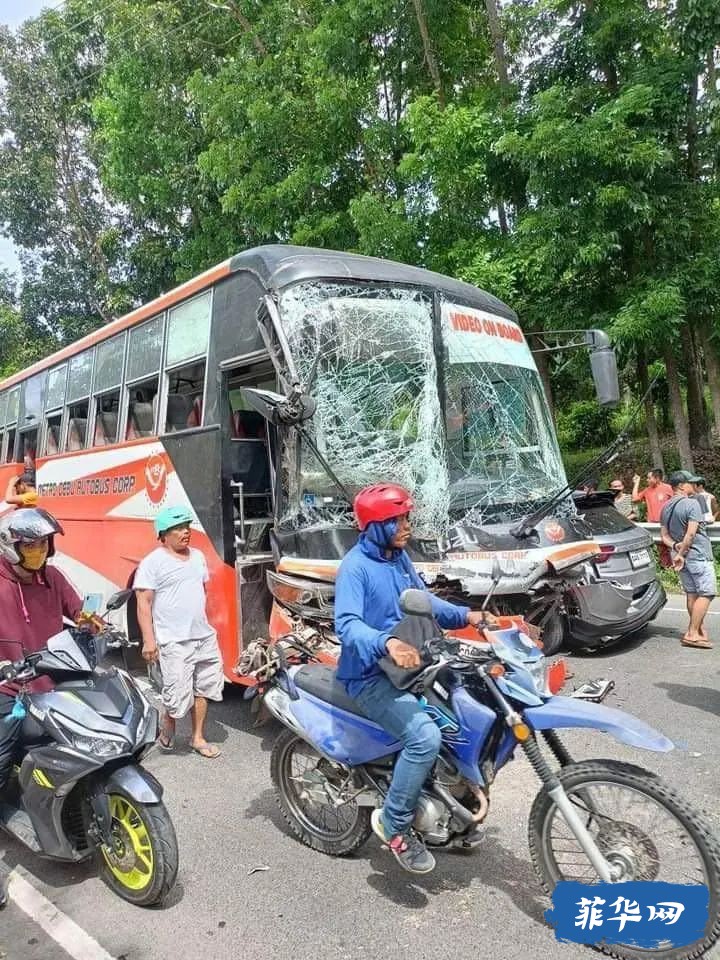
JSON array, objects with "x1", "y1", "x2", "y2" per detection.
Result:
[{"x1": 263, "y1": 589, "x2": 720, "y2": 960}]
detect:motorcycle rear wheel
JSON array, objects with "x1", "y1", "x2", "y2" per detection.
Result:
[
  {"x1": 528, "y1": 759, "x2": 720, "y2": 960},
  {"x1": 271, "y1": 727, "x2": 372, "y2": 856},
  {"x1": 96, "y1": 790, "x2": 178, "y2": 907}
]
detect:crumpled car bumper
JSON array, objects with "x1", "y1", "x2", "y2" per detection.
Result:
[{"x1": 566, "y1": 576, "x2": 666, "y2": 642}]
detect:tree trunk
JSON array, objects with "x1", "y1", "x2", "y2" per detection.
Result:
[
  {"x1": 663, "y1": 345, "x2": 694, "y2": 469},
  {"x1": 484, "y1": 0, "x2": 510, "y2": 94},
  {"x1": 698, "y1": 324, "x2": 720, "y2": 442},
  {"x1": 534, "y1": 346, "x2": 555, "y2": 422},
  {"x1": 636, "y1": 344, "x2": 664, "y2": 471},
  {"x1": 411, "y1": 0, "x2": 445, "y2": 107},
  {"x1": 682, "y1": 324, "x2": 710, "y2": 449}
]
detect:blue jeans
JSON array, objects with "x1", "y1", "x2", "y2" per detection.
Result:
[{"x1": 354, "y1": 674, "x2": 441, "y2": 837}]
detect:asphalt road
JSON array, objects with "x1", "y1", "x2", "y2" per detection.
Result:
[{"x1": 2, "y1": 599, "x2": 720, "y2": 960}]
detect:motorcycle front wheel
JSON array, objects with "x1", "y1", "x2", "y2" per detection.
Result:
[
  {"x1": 528, "y1": 759, "x2": 720, "y2": 960},
  {"x1": 96, "y1": 790, "x2": 178, "y2": 907},
  {"x1": 271, "y1": 727, "x2": 372, "y2": 856}
]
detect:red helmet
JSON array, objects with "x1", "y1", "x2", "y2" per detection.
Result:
[{"x1": 353, "y1": 484, "x2": 414, "y2": 531}]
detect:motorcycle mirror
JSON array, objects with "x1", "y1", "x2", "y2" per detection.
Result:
[
  {"x1": 399, "y1": 589, "x2": 434, "y2": 618},
  {"x1": 491, "y1": 556, "x2": 503, "y2": 582},
  {"x1": 105, "y1": 589, "x2": 132, "y2": 612}
]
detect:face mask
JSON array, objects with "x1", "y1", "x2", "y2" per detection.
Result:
[{"x1": 18, "y1": 542, "x2": 49, "y2": 571}]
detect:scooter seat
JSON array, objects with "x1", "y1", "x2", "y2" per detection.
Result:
[{"x1": 293, "y1": 665, "x2": 368, "y2": 718}]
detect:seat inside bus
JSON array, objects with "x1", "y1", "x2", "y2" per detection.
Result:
[
  {"x1": 94, "y1": 411, "x2": 118, "y2": 446},
  {"x1": 165, "y1": 394, "x2": 194, "y2": 431},
  {"x1": 67, "y1": 419, "x2": 87, "y2": 450},
  {"x1": 231, "y1": 410, "x2": 266, "y2": 439},
  {"x1": 45, "y1": 425, "x2": 60, "y2": 456},
  {"x1": 127, "y1": 396, "x2": 154, "y2": 438}
]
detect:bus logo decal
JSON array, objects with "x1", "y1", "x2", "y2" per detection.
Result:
[{"x1": 145, "y1": 454, "x2": 167, "y2": 505}]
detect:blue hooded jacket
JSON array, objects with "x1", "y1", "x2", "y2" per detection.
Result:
[{"x1": 335, "y1": 520, "x2": 470, "y2": 697}]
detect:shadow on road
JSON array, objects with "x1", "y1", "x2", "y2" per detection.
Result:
[
  {"x1": 656, "y1": 682, "x2": 720, "y2": 718},
  {"x1": 565, "y1": 631, "x2": 650, "y2": 660},
  {"x1": 243, "y1": 785, "x2": 549, "y2": 928},
  {"x1": 365, "y1": 828, "x2": 548, "y2": 924}
]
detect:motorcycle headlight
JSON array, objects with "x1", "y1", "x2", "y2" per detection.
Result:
[
  {"x1": 68, "y1": 734, "x2": 126, "y2": 757},
  {"x1": 50, "y1": 712, "x2": 129, "y2": 757},
  {"x1": 525, "y1": 659, "x2": 550, "y2": 696}
]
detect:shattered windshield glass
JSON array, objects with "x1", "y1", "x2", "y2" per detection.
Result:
[
  {"x1": 441, "y1": 302, "x2": 566, "y2": 524},
  {"x1": 278, "y1": 282, "x2": 449, "y2": 536},
  {"x1": 277, "y1": 283, "x2": 568, "y2": 536}
]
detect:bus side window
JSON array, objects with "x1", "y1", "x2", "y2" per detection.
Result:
[
  {"x1": 165, "y1": 360, "x2": 205, "y2": 433},
  {"x1": 125, "y1": 381, "x2": 158, "y2": 440},
  {"x1": 93, "y1": 392, "x2": 120, "y2": 446},
  {"x1": 66, "y1": 401, "x2": 89, "y2": 450},
  {"x1": 5, "y1": 428, "x2": 17, "y2": 463},
  {"x1": 22, "y1": 432, "x2": 37, "y2": 471},
  {"x1": 44, "y1": 415, "x2": 62, "y2": 455}
]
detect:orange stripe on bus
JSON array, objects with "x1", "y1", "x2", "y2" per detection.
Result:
[
  {"x1": 546, "y1": 542, "x2": 600, "y2": 562},
  {"x1": 277, "y1": 558, "x2": 339, "y2": 580},
  {"x1": 0, "y1": 259, "x2": 233, "y2": 390}
]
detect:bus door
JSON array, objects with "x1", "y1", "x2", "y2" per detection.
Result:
[{"x1": 224, "y1": 358, "x2": 278, "y2": 649}]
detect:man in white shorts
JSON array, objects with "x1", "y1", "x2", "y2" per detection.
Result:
[{"x1": 135, "y1": 505, "x2": 224, "y2": 757}]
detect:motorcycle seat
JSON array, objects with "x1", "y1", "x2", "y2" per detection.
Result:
[{"x1": 293, "y1": 665, "x2": 368, "y2": 718}]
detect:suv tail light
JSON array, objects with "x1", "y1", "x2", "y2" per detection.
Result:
[{"x1": 594, "y1": 544, "x2": 616, "y2": 564}]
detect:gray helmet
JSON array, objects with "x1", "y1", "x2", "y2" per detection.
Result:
[{"x1": 0, "y1": 508, "x2": 64, "y2": 565}]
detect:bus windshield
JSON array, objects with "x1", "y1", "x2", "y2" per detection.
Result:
[
  {"x1": 441, "y1": 300, "x2": 566, "y2": 524},
  {"x1": 278, "y1": 282, "x2": 566, "y2": 535}
]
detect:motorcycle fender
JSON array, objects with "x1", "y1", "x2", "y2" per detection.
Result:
[
  {"x1": 104, "y1": 764, "x2": 164, "y2": 804},
  {"x1": 524, "y1": 697, "x2": 674, "y2": 753}
]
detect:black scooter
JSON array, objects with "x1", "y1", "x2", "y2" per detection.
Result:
[{"x1": 0, "y1": 590, "x2": 178, "y2": 907}]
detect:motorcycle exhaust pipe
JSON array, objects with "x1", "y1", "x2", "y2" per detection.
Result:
[{"x1": 430, "y1": 782, "x2": 489, "y2": 827}]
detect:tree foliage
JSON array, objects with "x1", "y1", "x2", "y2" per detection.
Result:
[{"x1": 1, "y1": 0, "x2": 719, "y2": 465}]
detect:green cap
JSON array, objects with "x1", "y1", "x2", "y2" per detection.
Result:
[
  {"x1": 154, "y1": 505, "x2": 194, "y2": 536},
  {"x1": 667, "y1": 470, "x2": 701, "y2": 487}
]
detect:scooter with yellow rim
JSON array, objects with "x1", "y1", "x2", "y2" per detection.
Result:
[{"x1": 0, "y1": 591, "x2": 178, "y2": 908}]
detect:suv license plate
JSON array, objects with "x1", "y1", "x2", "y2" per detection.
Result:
[{"x1": 629, "y1": 548, "x2": 651, "y2": 568}]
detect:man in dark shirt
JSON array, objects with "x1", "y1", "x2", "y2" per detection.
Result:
[{"x1": 660, "y1": 471, "x2": 716, "y2": 650}]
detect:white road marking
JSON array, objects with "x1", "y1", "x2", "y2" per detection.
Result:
[
  {"x1": 664, "y1": 607, "x2": 720, "y2": 614},
  {"x1": 7, "y1": 867, "x2": 116, "y2": 960}
]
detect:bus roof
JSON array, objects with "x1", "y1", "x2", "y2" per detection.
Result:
[
  {"x1": 230, "y1": 244, "x2": 517, "y2": 320},
  {"x1": 1, "y1": 244, "x2": 516, "y2": 391}
]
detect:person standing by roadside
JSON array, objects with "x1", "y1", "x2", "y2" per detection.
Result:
[
  {"x1": 693, "y1": 477, "x2": 719, "y2": 525},
  {"x1": 4, "y1": 471, "x2": 38, "y2": 508},
  {"x1": 134, "y1": 505, "x2": 224, "y2": 758},
  {"x1": 633, "y1": 468, "x2": 674, "y2": 566},
  {"x1": 660, "y1": 471, "x2": 716, "y2": 650},
  {"x1": 609, "y1": 479, "x2": 636, "y2": 520}
]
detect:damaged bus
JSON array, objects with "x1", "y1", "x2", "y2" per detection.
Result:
[{"x1": 0, "y1": 245, "x2": 664, "y2": 675}]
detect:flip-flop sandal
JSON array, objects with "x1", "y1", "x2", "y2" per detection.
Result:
[
  {"x1": 191, "y1": 744, "x2": 221, "y2": 759},
  {"x1": 680, "y1": 638, "x2": 713, "y2": 649},
  {"x1": 157, "y1": 732, "x2": 175, "y2": 751}
]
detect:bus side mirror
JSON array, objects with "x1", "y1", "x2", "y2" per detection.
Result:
[{"x1": 585, "y1": 330, "x2": 620, "y2": 408}]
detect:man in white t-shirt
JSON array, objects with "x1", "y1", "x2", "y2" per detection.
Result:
[{"x1": 135, "y1": 505, "x2": 224, "y2": 758}]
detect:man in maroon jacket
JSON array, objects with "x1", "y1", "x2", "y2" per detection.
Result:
[{"x1": 0, "y1": 508, "x2": 82, "y2": 792}]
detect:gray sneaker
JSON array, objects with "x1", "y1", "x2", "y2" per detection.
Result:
[{"x1": 371, "y1": 808, "x2": 436, "y2": 874}]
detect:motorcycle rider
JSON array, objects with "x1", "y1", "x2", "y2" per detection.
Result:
[
  {"x1": 0, "y1": 509, "x2": 82, "y2": 787},
  {"x1": 335, "y1": 483, "x2": 490, "y2": 875},
  {"x1": 0, "y1": 508, "x2": 81, "y2": 907}
]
